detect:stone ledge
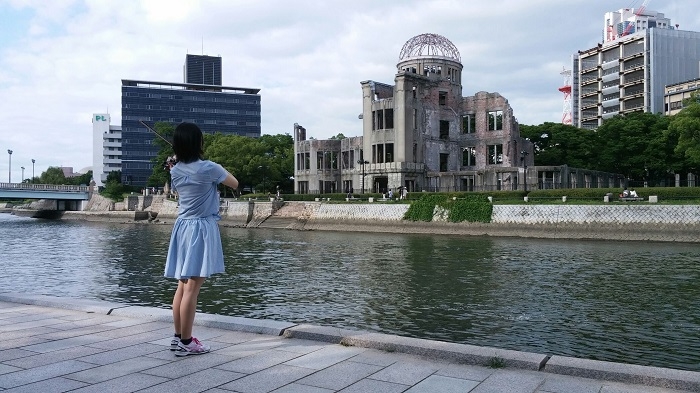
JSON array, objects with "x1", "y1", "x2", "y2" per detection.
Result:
[
  {"x1": 282, "y1": 324, "x2": 366, "y2": 343},
  {"x1": 284, "y1": 324, "x2": 546, "y2": 371},
  {"x1": 545, "y1": 355, "x2": 700, "y2": 391},
  {"x1": 0, "y1": 293, "x2": 128, "y2": 314},
  {"x1": 341, "y1": 332, "x2": 547, "y2": 371},
  {"x1": 109, "y1": 305, "x2": 296, "y2": 336}
]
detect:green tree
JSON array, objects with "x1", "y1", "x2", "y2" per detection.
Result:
[
  {"x1": 330, "y1": 133, "x2": 346, "y2": 140},
  {"x1": 39, "y1": 167, "x2": 67, "y2": 184},
  {"x1": 594, "y1": 112, "x2": 670, "y2": 182},
  {"x1": 106, "y1": 170, "x2": 121, "y2": 184},
  {"x1": 520, "y1": 123, "x2": 595, "y2": 167},
  {"x1": 66, "y1": 170, "x2": 92, "y2": 186},
  {"x1": 667, "y1": 98, "x2": 700, "y2": 171},
  {"x1": 147, "y1": 122, "x2": 175, "y2": 187}
]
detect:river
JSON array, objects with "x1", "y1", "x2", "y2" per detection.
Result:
[{"x1": 2, "y1": 212, "x2": 699, "y2": 371}]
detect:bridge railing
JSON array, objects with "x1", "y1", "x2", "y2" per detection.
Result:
[{"x1": 0, "y1": 183, "x2": 90, "y2": 193}]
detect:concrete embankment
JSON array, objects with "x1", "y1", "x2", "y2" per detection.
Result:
[{"x1": 56, "y1": 195, "x2": 700, "y2": 242}]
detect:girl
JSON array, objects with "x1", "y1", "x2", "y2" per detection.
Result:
[{"x1": 164, "y1": 122, "x2": 239, "y2": 356}]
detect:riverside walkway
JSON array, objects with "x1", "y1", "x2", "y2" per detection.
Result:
[{"x1": 0, "y1": 294, "x2": 697, "y2": 393}]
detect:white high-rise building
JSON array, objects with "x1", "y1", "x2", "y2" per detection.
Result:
[
  {"x1": 604, "y1": 7, "x2": 673, "y2": 43},
  {"x1": 572, "y1": 8, "x2": 700, "y2": 129},
  {"x1": 92, "y1": 113, "x2": 122, "y2": 187}
]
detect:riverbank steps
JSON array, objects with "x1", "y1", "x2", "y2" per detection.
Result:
[
  {"x1": 57, "y1": 195, "x2": 700, "y2": 242},
  {"x1": 0, "y1": 293, "x2": 698, "y2": 392}
]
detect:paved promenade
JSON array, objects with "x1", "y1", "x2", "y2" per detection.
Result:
[{"x1": 0, "y1": 294, "x2": 698, "y2": 393}]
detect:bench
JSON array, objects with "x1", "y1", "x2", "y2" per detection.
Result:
[{"x1": 619, "y1": 197, "x2": 644, "y2": 202}]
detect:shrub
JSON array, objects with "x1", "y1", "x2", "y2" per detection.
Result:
[{"x1": 404, "y1": 194, "x2": 493, "y2": 223}]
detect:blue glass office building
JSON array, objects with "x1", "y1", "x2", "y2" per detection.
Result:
[
  {"x1": 184, "y1": 54, "x2": 222, "y2": 85},
  {"x1": 120, "y1": 79, "x2": 261, "y2": 186}
]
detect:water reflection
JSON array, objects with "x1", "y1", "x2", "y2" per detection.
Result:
[{"x1": 1, "y1": 213, "x2": 700, "y2": 371}]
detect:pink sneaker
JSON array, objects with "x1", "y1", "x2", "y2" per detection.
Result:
[{"x1": 175, "y1": 337, "x2": 210, "y2": 356}]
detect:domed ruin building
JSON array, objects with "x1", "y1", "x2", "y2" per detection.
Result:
[{"x1": 294, "y1": 34, "x2": 618, "y2": 194}]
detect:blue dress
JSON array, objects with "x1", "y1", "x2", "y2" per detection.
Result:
[{"x1": 164, "y1": 160, "x2": 228, "y2": 279}]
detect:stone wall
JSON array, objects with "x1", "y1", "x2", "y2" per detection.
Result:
[
  {"x1": 220, "y1": 200, "x2": 253, "y2": 227},
  {"x1": 69, "y1": 197, "x2": 700, "y2": 242}
]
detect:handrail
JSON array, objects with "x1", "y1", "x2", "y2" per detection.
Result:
[{"x1": 0, "y1": 183, "x2": 89, "y2": 192}]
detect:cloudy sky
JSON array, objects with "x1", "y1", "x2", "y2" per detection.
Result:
[{"x1": 1, "y1": 0, "x2": 699, "y2": 180}]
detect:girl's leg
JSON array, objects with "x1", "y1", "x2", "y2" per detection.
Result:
[
  {"x1": 179, "y1": 277, "x2": 206, "y2": 340},
  {"x1": 172, "y1": 280, "x2": 185, "y2": 335}
]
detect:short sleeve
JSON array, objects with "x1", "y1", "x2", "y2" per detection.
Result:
[{"x1": 207, "y1": 161, "x2": 228, "y2": 184}]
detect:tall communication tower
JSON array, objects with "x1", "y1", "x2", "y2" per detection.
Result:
[{"x1": 559, "y1": 68, "x2": 572, "y2": 125}]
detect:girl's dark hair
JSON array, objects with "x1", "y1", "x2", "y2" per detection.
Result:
[{"x1": 172, "y1": 122, "x2": 203, "y2": 163}]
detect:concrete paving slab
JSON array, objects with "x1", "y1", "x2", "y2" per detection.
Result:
[
  {"x1": 295, "y1": 360, "x2": 384, "y2": 390},
  {"x1": 0, "y1": 359, "x2": 95, "y2": 389},
  {"x1": 404, "y1": 374, "x2": 481, "y2": 393},
  {"x1": 218, "y1": 364, "x2": 316, "y2": 393},
  {"x1": 215, "y1": 349, "x2": 303, "y2": 374},
  {"x1": 0, "y1": 376, "x2": 88, "y2": 393},
  {"x1": 76, "y1": 343, "x2": 164, "y2": 365},
  {"x1": 64, "y1": 357, "x2": 170, "y2": 384},
  {"x1": 337, "y1": 379, "x2": 410, "y2": 393},
  {"x1": 136, "y1": 368, "x2": 247, "y2": 393},
  {"x1": 270, "y1": 383, "x2": 335, "y2": 393},
  {"x1": 470, "y1": 369, "x2": 546, "y2": 393},
  {"x1": 367, "y1": 358, "x2": 440, "y2": 386},
  {"x1": 20, "y1": 334, "x2": 112, "y2": 353},
  {"x1": 0, "y1": 348, "x2": 37, "y2": 363},
  {"x1": 0, "y1": 363, "x2": 23, "y2": 376},
  {"x1": 546, "y1": 355, "x2": 700, "y2": 392},
  {"x1": 66, "y1": 373, "x2": 170, "y2": 393},
  {"x1": 3, "y1": 346, "x2": 104, "y2": 369},
  {"x1": 143, "y1": 353, "x2": 237, "y2": 379},
  {"x1": 0, "y1": 334, "x2": 50, "y2": 350},
  {"x1": 537, "y1": 372, "x2": 605, "y2": 393},
  {"x1": 433, "y1": 362, "x2": 494, "y2": 382},
  {"x1": 283, "y1": 345, "x2": 366, "y2": 370}
]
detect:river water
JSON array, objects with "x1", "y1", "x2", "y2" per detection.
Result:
[{"x1": 2, "y1": 212, "x2": 700, "y2": 371}]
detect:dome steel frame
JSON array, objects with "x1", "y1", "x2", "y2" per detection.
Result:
[{"x1": 398, "y1": 33, "x2": 461, "y2": 63}]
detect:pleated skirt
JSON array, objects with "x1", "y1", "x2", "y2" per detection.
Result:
[{"x1": 164, "y1": 217, "x2": 225, "y2": 279}]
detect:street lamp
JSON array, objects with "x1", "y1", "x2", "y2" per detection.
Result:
[
  {"x1": 257, "y1": 165, "x2": 266, "y2": 194},
  {"x1": 357, "y1": 159, "x2": 369, "y2": 194},
  {"x1": 7, "y1": 149, "x2": 12, "y2": 183},
  {"x1": 31, "y1": 159, "x2": 35, "y2": 183},
  {"x1": 520, "y1": 150, "x2": 529, "y2": 192},
  {"x1": 21, "y1": 166, "x2": 25, "y2": 182}
]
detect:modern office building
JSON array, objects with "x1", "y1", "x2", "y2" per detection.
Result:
[
  {"x1": 92, "y1": 113, "x2": 122, "y2": 187},
  {"x1": 184, "y1": 54, "x2": 222, "y2": 85},
  {"x1": 120, "y1": 54, "x2": 261, "y2": 187},
  {"x1": 573, "y1": 7, "x2": 700, "y2": 129},
  {"x1": 664, "y1": 77, "x2": 700, "y2": 115}
]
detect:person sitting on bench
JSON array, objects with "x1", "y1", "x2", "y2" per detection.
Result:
[
  {"x1": 620, "y1": 188, "x2": 629, "y2": 198},
  {"x1": 629, "y1": 189, "x2": 639, "y2": 198}
]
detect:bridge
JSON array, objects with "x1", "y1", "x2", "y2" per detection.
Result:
[{"x1": 0, "y1": 183, "x2": 91, "y2": 200}]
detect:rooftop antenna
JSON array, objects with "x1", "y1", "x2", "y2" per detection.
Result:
[{"x1": 201, "y1": 37, "x2": 204, "y2": 55}]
